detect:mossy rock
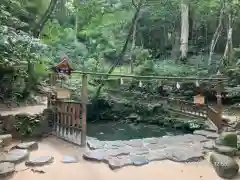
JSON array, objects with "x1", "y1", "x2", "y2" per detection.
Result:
[
  {"x1": 215, "y1": 132, "x2": 237, "y2": 148},
  {"x1": 210, "y1": 152, "x2": 239, "y2": 179},
  {"x1": 213, "y1": 145, "x2": 237, "y2": 157}
]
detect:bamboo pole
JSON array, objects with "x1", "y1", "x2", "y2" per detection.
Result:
[
  {"x1": 72, "y1": 71, "x2": 226, "y2": 81},
  {"x1": 81, "y1": 74, "x2": 88, "y2": 146}
]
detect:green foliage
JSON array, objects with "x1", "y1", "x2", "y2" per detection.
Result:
[
  {"x1": 42, "y1": 20, "x2": 88, "y2": 67},
  {"x1": 14, "y1": 114, "x2": 41, "y2": 137},
  {"x1": 0, "y1": 25, "x2": 49, "y2": 102},
  {"x1": 1, "y1": 0, "x2": 240, "y2": 134}
]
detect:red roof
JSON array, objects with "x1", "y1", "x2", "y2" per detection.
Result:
[{"x1": 54, "y1": 57, "x2": 73, "y2": 70}]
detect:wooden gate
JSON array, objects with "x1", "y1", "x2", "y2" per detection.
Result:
[
  {"x1": 49, "y1": 60, "x2": 88, "y2": 146},
  {"x1": 52, "y1": 100, "x2": 84, "y2": 145}
]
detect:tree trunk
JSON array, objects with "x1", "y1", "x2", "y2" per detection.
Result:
[
  {"x1": 208, "y1": 7, "x2": 224, "y2": 66},
  {"x1": 130, "y1": 9, "x2": 139, "y2": 73},
  {"x1": 171, "y1": 30, "x2": 180, "y2": 62},
  {"x1": 94, "y1": 0, "x2": 144, "y2": 99},
  {"x1": 57, "y1": 0, "x2": 67, "y2": 25},
  {"x1": 180, "y1": 0, "x2": 189, "y2": 62},
  {"x1": 75, "y1": 12, "x2": 78, "y2": 42},
  {"x1": 223, "y1": 13, "x2": 233, "y2": 66},
  {"x1": 33, "y1": 0, "x2": 58, "y2": 38}
]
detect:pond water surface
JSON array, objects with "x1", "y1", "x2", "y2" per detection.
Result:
[{"x1": 87, "y1": 121, "x2": 187, "y2": 141}]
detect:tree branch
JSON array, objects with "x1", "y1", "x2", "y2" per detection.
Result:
[
  {"x1": 93, "y1": 0, "x2": 144, "y2": 99},
  {"x1": 32, "y1": 0, "x2": 58, "y2": 38}
]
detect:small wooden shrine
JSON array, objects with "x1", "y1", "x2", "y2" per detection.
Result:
[
  {"x1": 51, "y1": 56, "x2": 73, "y2": 99},
  {"x1": 52, "y1": 56, "x2": 73, "y2": 75}
]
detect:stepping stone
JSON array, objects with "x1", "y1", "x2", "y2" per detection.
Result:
[
  {"x1": 0, "y1": 162, "x2": 15, "y2": 177},
  {"x1": 16, "y1": 141, "x2": 38, "y2": 150},
  {"x1": 131, "y1": 156, "x2": 149, "y2": 166},
  {"x1": 61, "y1": 156, "x2": 79, "y2": 163},
  {"x1": 0, "y1": 149, "x2": 29, "y2": 163},
  {"x1": 83, "y1": 150, "x2": 107, "y2": 161},
  {"x1": 108, "y1": 157, "x2": 132, "y2": 170},
  {"x1": 169, "y1": 148, "x2": 204, "y2": 162},
  {"x1": 0, "y1": 134, "x2": 12, "y2": 146},
  {"x1": 203, "y1": 141, "x2": 215, "y2": 150},
  {"x1": 148, "y1": 150, "x2": 168, "y2": 161},
  {"x1": 193, "y1": 130, "x2": 219, "y2": 139},
  {"x1": 25, "y1": 156, "x2": 54, "y2": 166}
]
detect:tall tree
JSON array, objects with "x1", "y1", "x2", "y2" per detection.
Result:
[
  {"x1": 33, "y1": 0, "x2": 58, "y2": 37},
  {"x1": 180, "y1": 0, "x2": 189, "y2": 61},
  {"x1": 94, "y1": 0, "x2": 145, "y2": 99}
]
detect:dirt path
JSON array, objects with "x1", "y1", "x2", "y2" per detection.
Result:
[
  {"x1": 0, "y1": 98, "x2": 47, "y2": 116},
  {"x1": 10, "y1": 136, "x2": 226, "y2": 180}
]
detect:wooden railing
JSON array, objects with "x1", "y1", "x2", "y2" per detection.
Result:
[
  {"x1": 168, "y1": 98, "x2": 222, "y2": 131},
  {"x1": 206, "y1": 106, "x2": 222, "y2": 130}
]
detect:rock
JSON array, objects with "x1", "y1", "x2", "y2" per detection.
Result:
[
  {"x1": 124, "y1": 139, "x2": 143, "y2": 148},
  {"x1": 16, "y1": 141, "x2": 38, "y2": 150},
  {"x1": 203, "y1": 141, "x2": 215, "y2": 150},
  {"x1": 105, "y1": 141, "x2": 124, "y2": 149},
  {"x1": 193, "y1": 130, "x2": 218, "y2": 139},
  {"x1": 143, "y1": 138, "x2": 158, "y2": 144},
  {"x1": 131, "y1": 156, "x2": 149, "y2": 166},
  {"x1": 214, "y1": 145, "x2": 237, "y2": 157},
  {"x1": 83, "y1": 150, "x2": 106, "y2": 161},
  {"x1": 166, "y1": 147, "x2": 204, "y2": 162},
  {"x1": 234, "y1": 121, "x2": 240, "y2": 130},
  {"x1": 0, "y1": 134, "x2": 12, "y2": 146},
  {"x1": 61, "y1": 156, "x2": 79, "y2": 163},
  {"x1": 216, "y1": 132, "x2": 237, "y2": 148},
  {"x1": 210, "y1": 152, "x2": 239, "y2": 179},
  {"x1": 107, "y1": 148, "x2": 130, "y2": 156},
  {"x1": 224, "y1": 127, "x2": 236, "y2": 132},
  {"x1": 87, "y1": 139, "x2": 105, "y2": 150},
  {"x1": 127, "y1": 113, "x2": 139, "y2": 120},
  {"x1": 108, "y1": 157, "x2": 132, "y2": 170},
  {"x1": 130, "y1": 147, "x2": 149, "y2": 156},
  {"x1": 0, "y1": 140, "x2": 3, "y2": 151},
  {"x1": 145, "y1": 143, "x2": 165, "y2": 150},
  {"x1": 148, "y1": 150, "x2": 168, "y2": 161},
  {"x1": 25, "y1": 156, "x2": 54, "y2": 166},
  {"x1": 108, "y1": 158, "x2": 123, "y2": 170},
  {"x1": 0, "y1": 149, "x2": 29, "y2": 163},
  {"x1": 0, "y1": 162, "x2": 15, "y2": 177}
]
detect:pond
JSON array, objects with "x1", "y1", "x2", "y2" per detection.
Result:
[{"x1": 87, "y1": 121, "x2": 188, "y2": 141}]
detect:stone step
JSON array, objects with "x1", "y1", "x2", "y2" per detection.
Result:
[
  {"x1": 0, "y1": 134, "x2": 12, "y2": 147},
  {"x1": 0, "y1": 162, "x2": 15, "y2": 178},
  {"x1": 0, "y1": 149, "x2": 29, "y2": 164},
  {"x1": 15, "y1": 141, "x2": 38, "y2": 151},
  {"x1": 193, "y1": 130, "x2": 219, "y2": 139}
]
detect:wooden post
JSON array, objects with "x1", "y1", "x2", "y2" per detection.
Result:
[
  {"x1": 216, "y1": 79, "x2": 223, "y2": 131},
  {"x1": 48, "y1": 73, "x2": 54, "y2": 108},
  {"x1": 81, "y1": 74, "x2": 88, "y2": 146}
]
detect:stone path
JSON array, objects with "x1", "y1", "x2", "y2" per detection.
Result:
[
  {"x1": 0, "y1": 135, "x2": 55, "y2": 177},
  {"x1": 83, "y1": 130, "x2": 219, "y2": 170}
]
